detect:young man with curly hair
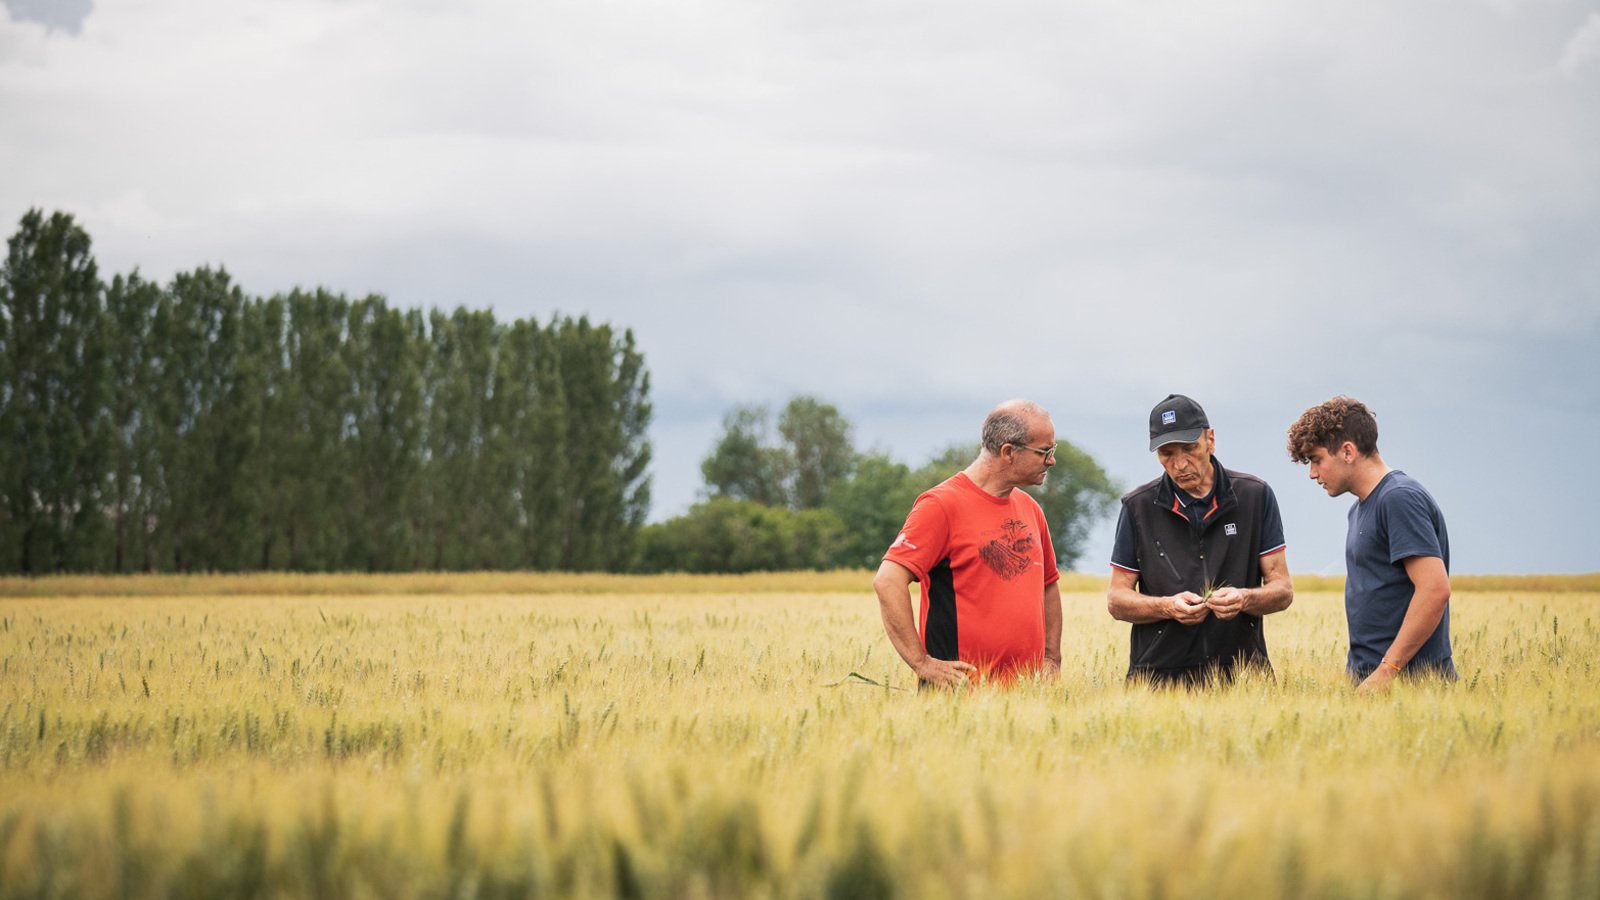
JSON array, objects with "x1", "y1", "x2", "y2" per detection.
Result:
[{"x1": 1287, "y1": 396, "x2": 1455, "y2": 691}]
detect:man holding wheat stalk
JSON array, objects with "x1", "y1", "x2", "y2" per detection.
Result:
[
  {"x1": 1107, "y1": 394, "x2": 1295, "y2": 687},
  {"x1": 1287, "y1": 396, "x2": 1455, "y2": 691},
  {"x1": 874, "y1": 400, "x2": 1063, "y2": 687}
]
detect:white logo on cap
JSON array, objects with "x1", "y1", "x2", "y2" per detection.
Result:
[{"x1": 1162, "y1": 410, "x2": 1177, "y2": 425}]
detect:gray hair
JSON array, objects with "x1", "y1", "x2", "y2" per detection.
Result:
[{"x1": 981, "y1": 400, "x2": 1047, "y2": 454}]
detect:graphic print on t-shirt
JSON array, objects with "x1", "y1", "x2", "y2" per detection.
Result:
[{"x1": 978, "y1": 518, "x2": 1036, "y2": 580}]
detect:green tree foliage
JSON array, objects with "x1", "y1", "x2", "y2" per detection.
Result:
[
  {"x1": 343, "y1": 299, "x2": 427, "y2": 571},
  {"x1": 547, "y1": 317, "x2": 652, "y2": 570},
  {"x1": 700, "y1": 405, "x2": 790, "y2": 507},
  {"x1": 654, "y1": 400, "x2": 1119, "y2": 573},
  {"x1": 103, "y1": 271, "x2": 162, "y2": 572},
  {"x1": 500, "y1": 318, "x2": 568, "y2": 569},
  {"x1": 0, "y1": 209, "x2": 652, "y2": 573},
  {"x1": 780, "y1": 396, "x2": 854, "y2": 510},
  {"x1": 635, "y1": 498, "x2": 846, "y2": 573},
  {"x1": 820, "y1": 453, "x2": 920, "y2": 569},
  {"x1": 421, "y1": 308, "x2": 502, "y2": 570},
  {"x1": 701, "y1": 395, "x2": 853, "y2": 510},
  {"x1": 0, "y1": 210, "x2": 110, "y2": 572},
  {"x1": 147, "y1": 267, "x2": 261, "y2": 571},
  {"x1": 1032, "y1": 440, "x2": 1121, "y2": 570},
  {"x1": 261, "y1": 288, "x2": 355, "y2": 571},
  {"x1": 907, "y1": 444, "x2": 972, "y2": 490}
]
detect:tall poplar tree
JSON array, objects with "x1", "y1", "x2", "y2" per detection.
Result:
[
  {"x1": 0, "y1": 209, "x2": 110, "y2": 572},
  {"x1": 279, "y1": 288, "x2": 353, "y2": 570},
  {"x1": 495, "y1": 318, "x2": 564, "y2": 568},
  {"x1": 421, "y1": 308, "x2": 502, "y2": 569},
  {"x1": 103, "y1": 271, "x2": 162, "y2": 571},
  {"x1": 148, "y1": 268, "x2": 257, "y2": 570},
  {"x1": 345, "y1": 298, "x2": 426, "y2": 571},
  {"x1": 550, "y1": 316, "x2": 651, "y2": 570}
]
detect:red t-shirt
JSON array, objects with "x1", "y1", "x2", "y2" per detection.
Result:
[{"x1": 883, "y1": 472, "x2": 1059, "y2": 681}]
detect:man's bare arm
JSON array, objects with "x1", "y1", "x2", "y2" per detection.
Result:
[
  {"x1": 1107, "y1": 567, "x2": 1207, "y2": 625},
  {"x1": 873, "y1": 559, "x2": 975, "y2": 686},
  {"x1": 1042, "y1": 580, "x2": 1062, "y2": 676},
  {"x1": 1208, "y1": 550, "x2": 1294, "y2": 620},
  {"x1": 1358, "y1": 555, "x2": 1450, "y2": 693}
]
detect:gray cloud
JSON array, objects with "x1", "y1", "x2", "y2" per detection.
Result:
[{"x1": 2, "y1": 0, "x2": 91, "y2": 35}]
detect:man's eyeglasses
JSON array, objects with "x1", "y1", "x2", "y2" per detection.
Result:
[{"x1": 1012, "y1": 443, "x2": 1057, "y2": 463}]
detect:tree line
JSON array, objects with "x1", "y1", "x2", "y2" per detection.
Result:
[
  {"x1": 637, "y1": 396, "x2": 1121, "y2": 573},
  {"x1": 3, "y1": 209, "x2": 1121, "y2": 576},
  {"x1": 0, "y1": 209, "x2": 650, "y2": 573}
]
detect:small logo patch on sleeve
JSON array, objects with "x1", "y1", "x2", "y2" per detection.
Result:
[{"x1": 890, "y1": 532, "x2": 917, "y2": 551}]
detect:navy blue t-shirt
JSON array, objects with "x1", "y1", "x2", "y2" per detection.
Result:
[{"x1": 1345, "y1": 470, "x2": 1455, "y2": 678}]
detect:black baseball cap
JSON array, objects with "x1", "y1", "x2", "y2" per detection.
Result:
[{"x1": 1148, "y1": 394, "x2": 1209, "y2": 451}]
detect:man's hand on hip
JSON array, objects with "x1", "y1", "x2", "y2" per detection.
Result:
[{"x1": 914, "y1": 657, "x2": 977, "y2": 687}]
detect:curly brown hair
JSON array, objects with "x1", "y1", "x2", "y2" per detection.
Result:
[{"x1": 1286, "y1": 396, "x2": 1379, "y2": 462}]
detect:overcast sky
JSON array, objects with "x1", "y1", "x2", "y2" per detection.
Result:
[{"x1": 4, "y1": 0, "x2": 1597, "y2": 574}]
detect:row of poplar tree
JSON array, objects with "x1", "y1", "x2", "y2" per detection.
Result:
[{"x1": 0, "y1": 209, "x2": 651, "y2": 574}]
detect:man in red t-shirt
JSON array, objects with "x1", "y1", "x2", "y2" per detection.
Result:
[{"x1": 874, "y1": 400, "x2": 1063, "y2": 686}]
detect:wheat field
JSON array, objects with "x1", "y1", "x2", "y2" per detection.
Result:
[{"x1": 2, "y1": 573, "x2": 1598, "y2": 898}]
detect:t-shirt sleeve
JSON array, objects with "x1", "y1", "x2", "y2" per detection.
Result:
[
  {"x1": 1036, "y1": 503, "x2": 1061, "y2": 587},
  {"x1": 882, "y1": 493, "x2": 950, "y2": 583},
  {"x1": 1109, "y1": 503, "x2": 1139, "y2": 572},
  {"x1": 1259, "y1": 485, "x2": 1287, "y2": 556},
  {"x1": 1383, "y1": 486, "x2": 1444, "y2": 564}
]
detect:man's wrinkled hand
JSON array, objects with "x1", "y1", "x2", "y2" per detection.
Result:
[
  {"x1": 1168, "y1": 592, "x2": 1209, "y2": 625},
  {"x1": 1206, "y1": 586, "x2": 1246, "y2": 620},
  {"x1": 914, "y1": 657, "x2": 977, "y2": 688}
]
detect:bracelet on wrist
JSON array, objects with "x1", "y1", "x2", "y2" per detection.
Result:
[{"x1": 1380, "y1": 658, "x2": 1403, "y2": 673}]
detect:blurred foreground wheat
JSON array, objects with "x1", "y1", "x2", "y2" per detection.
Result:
[{"x1": 2, "y1": 578, "x2": 1597, "y2": 898}]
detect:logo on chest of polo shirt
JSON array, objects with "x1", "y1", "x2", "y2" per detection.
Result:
[{"x1": 1224, "y1": 523, "x2": 1237, "y2": 536}]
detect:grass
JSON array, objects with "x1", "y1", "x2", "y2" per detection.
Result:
[{"x1": 1, "y1": 577, "x2": 1598, "y2": 897}]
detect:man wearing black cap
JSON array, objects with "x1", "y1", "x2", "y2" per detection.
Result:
[{"x1": 1106, "y1": 394, "x2": 1295, "y2": 686}]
